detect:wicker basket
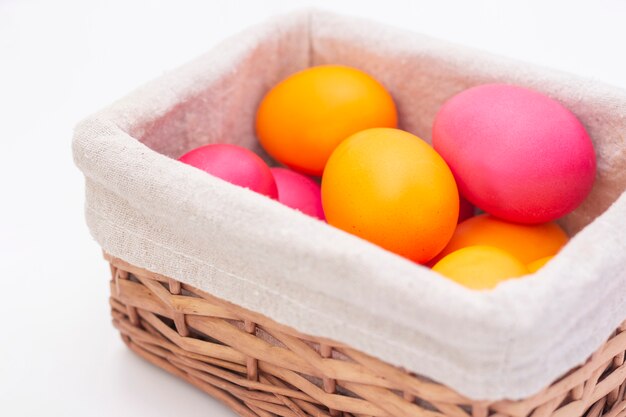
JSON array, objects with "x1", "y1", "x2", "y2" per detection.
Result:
[
  {"x1": 72, "y1": 8, "x2": 626, "y2": 417},
  {"x1": 108, "y1": 252, "x2": 626, "y2": 417}
]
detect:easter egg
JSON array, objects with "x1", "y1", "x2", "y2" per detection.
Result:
[
  {"x1": 270, "y1": 167, "x2": 325, "y2": 220},
  {"x1": 322, "y1": 128, "x2": 459, "y2": 264},
  {"x1": 433, "y1": 245, "x2": 528, "y2": 290},
  {"x1": 527, "y1": 255, "x2": 554, "y2": 273},
  {"x1": 256, "y1": 65, "x2": 397, "y2": 176},
  {"x1": 430, "y1": 214, "x2": 568, "y2": 265},
  {"x1": 458, "y1": 194, "x2": 474, "y2": 223},
  {"x1": 432, "y1": 84, "x2": 596, "y2": 224},
  {"x1": 178, "y1": 144, "x2": 278, "y2": 198}
]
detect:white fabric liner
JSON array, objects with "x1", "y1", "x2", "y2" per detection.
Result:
[{"x1": 73, "y1": 9, "x2": 626, "y2": 400}]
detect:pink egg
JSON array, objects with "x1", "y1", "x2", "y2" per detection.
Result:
[
  {"x1": 179, "y1": 144, "x2": 278, "y2": 199},
  {"x1": 433, "y1": 84, "x2": 596, "y2": 224},
  {"x1": 270, "y1": 167, "x2": 325, "y2": 220}
]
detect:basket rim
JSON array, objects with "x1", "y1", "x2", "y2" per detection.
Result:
[
  {"x1": 74, "y1": 9, "x2": 626, "y2": 400},
  {"x1": 108, "y1": 252, "x2": 626, "y2": 414}
]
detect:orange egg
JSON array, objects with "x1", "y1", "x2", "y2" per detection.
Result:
[
  {"x1": 430, "y1": 214, "x2": 568, "y2": 265},
  {"x1": 432, "y1": 245, "x2": 528, "y2": 290},
  {"x1": 527, "y1": 255, "x2": 554, "y2": 273},
  {"x1": 321, "y1": 128, "x2": 459, "y2": 264},
  {"x1": 256, "y1": 65, "x2": 397, "y2": 176}
]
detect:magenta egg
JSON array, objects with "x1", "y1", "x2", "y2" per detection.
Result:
[
  {"x1": 178, "y1": 144, "x2": 278, "y2": 199},
  {"x1": 270, "y1": 168, "x2": 325, "y2": 220},
  {"x1": 433, "y1": 84, "x2": 596, "y2": 224}
]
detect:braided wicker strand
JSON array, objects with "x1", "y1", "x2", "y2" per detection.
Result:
[{"x1": 106, "y1": 254, "x2": 626, "y2": 417}]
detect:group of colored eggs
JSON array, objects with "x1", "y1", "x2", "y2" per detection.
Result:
[
  {"x1": 178, "y1": 65, "x2": 596, "y2": 290},
  {"x1": 178, "y1": 144, "x2": 325, "y2": 220}
]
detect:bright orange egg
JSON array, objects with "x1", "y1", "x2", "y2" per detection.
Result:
[
  {"x1": 433, "y1": 245, "x2": 528, "y2": 290},
  {"x1": 527, "y1": 255, "x2": 554, "y2": 273},
  {"x1": 256, "y1": 65, "x2": 397, "y2": 176},
  {"x1": 430, "y1": 214, "x2": 568, "y2": 265},
  {"x1": 321, "y1": 128, "x2": 459, "y2": 264}
]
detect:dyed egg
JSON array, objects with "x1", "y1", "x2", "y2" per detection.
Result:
[
  {"x1": 458, "y1": 194, "x2": 474, "y2": 223},
  {"x1": 433, "y1": 84, "x2": 596, "y2": 224},
  {"x1": 322, "y1": 128, "x2": 459, "y2": 264},
  {"x1": 430, "y1": 214, "x2": 568, "y2": 265},
  {"x1": 433, "y1": 245, "x2": 528, "y2": 290},
  {"x1": 178, "y1": 144, "x2": 277, "y2": 198},
  {"x1": 256, "y1": 65, "x2": 397, "y2": 176},
  {"x1": 270, "y1": 167, "x2": 325, "y2": 220},
  {"x1": 527, "y1": 255, "x2": 554, "y2": 273}
]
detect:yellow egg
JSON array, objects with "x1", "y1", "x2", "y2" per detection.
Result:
[
  {"x1": 527, "y1": 255, "x2": 554, "y2": 273},
  {"x1": 321, "y1": 128, "x2": 459, "y2": 264},
  {"x1": 432, "y1": 245, "x2": 528, "y2": 290}
]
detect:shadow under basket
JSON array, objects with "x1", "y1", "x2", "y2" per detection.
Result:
[{"x1": 108, "y1": 253, "x2": 626, "y2": 417}]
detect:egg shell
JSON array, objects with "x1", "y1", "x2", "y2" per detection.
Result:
[
  {"x1": 527, "y1": 255, "x2": 554, "y2": 273},
  {"x1": 432, "y1": 245, "x2": 528, "y2": 290},
  {"x1": 430, "y1": 213, "x2": 568, "y2": 265},
  {"x1": 270, "y1": 167, "x2": 325, "y2": 220},
  {"x1": 179, "y1": 144, "x2": 278, "y2": 199},
  {"x1": 321, "y1": 128, "x2": 459, "y2": 264},
  {"x1": 433, "y1": 84, "x2": 596, "y2": 224},
  {"x1": 256, "y1": 65, "x2": 397, "y2": 176}
]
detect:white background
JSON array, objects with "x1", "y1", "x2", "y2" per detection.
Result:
[{"x1": 1, "y1": 0, "x2": 625, "y2": 415}]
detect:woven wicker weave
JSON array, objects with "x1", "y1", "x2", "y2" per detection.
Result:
[{"x1": 107, "y1": 253, "x2": 626, "y2": 417}]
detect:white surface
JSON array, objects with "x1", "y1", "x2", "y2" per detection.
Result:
[{"x1": 1, "y1": 0, "x2": 625, "y2": 415}]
